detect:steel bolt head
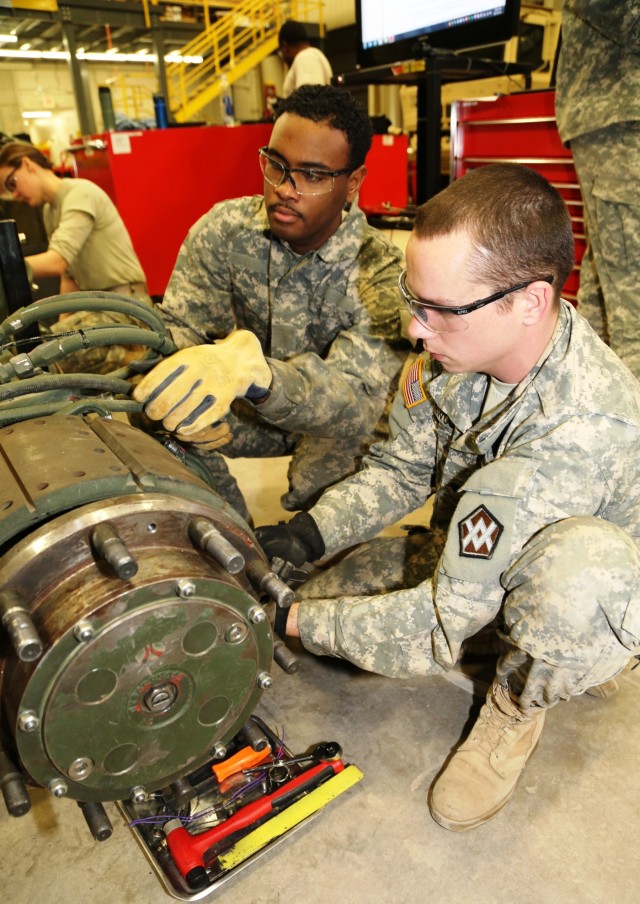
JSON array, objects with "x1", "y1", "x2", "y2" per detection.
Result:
[
  {"x1": 176, "y1": 579, "x2": 196, "y2": 599},
  {"x1": 225, "y1": 622, "x2": 248, "y2": 644},
  {"x1": 67, "y1": 757, "x2": 95, "y2": 781},
  {"x1": 248, "y1": 605, "x2": 266, "y2": 624},
  {"x1": 256, "y1": 671, "x2": 273, "y2": 689},
  {"x1": 48, "y1": 778, "x2": 68, "y2": 798},
  {"x1": 73, "y1": 620, "x2": 95, "y2": 643},
  {"x1": 130, "y1": 785, "x2": 148, "y2": 804},
  {"x1": 212, "y1": 743, "x2": 227, "y2": 759},
  {"x1": 17, "y1": 710, "x2": 39, "y2": 733}
]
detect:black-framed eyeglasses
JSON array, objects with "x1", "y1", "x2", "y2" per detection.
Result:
[
  {"x1": 3, "y1": 163, "x2": 20, "y2": 194},
  {"x1": 259, "y1": 147, "x2": 352, "y2": 196},
  {"x1": 398, "y1": 269, "x2": 554, "y2": 333}
]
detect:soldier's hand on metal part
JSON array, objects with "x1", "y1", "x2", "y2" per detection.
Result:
[
  {"x1": 132, "y1": 330, "x2": 272, "y2": 435},
  {"x1": 185, "y1": 421, "x2": 232, "y2": 452},
  {"x1": 255, "y1": 512, "x2": 326, "y2": 568}
]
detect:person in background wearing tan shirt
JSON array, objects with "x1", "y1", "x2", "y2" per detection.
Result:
[{"x1": 0, "y1": 141, "x2": 152, "y2": 372}]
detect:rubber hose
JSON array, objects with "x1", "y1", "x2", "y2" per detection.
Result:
[
  {"x1": 0, "y1": 373, "x2": 132, "y2": 402},
  {"x1": 0, "y1": 291, "x2": 168, "y2": 340},
  {"x1": 31, "y1": 325, "x2": 176, "y2": 366},
  {"x1": 0, "y1": 399, "x2": 141, "y2": 427}
]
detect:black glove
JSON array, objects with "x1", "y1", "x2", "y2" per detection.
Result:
[{"x1": 255, "y1": 511, "x2": 325, "y2": 567}]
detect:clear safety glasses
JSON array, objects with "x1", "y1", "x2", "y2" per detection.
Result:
[
  {"x1": 259, "y1": 147, "x2": 352, "y2": 196},
  {"x1": 398, "y1": 268, "x2": 554, "y2": 333},
  {"x1": 3, "y1": 163, "x2": 20, "y2": 194}
]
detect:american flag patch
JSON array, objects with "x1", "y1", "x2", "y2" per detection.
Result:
[{"x1": 402, "y1": 356, "x2": 427, "y2": 408}]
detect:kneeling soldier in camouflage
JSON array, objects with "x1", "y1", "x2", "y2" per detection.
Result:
[{"x1": 256, "y1": 163, "x2": 640, "y2": 831}]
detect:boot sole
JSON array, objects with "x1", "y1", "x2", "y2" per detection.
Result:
[{"x1": 428, "y1": 784, "x2": 517, "y2": 832}]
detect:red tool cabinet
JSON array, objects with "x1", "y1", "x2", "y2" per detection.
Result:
[{"x1": 450, "y1": 90, "x2": 584, "y2": 303}]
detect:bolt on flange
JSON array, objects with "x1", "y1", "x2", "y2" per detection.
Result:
[
  {"x1": 256, "y1": 671, "x2": 273, "y2": 689},
  {"x1": 175, "y1": 579, "x2": 196, "y2": 599},
  {"x1": 73, "y1": 620, "x2": 95, "y2": 643},
  {"x1": 48, "y1": 778, "x2": 68, "y2": 798},
  {"x1": 248, "y1": 605, "x2": 266, "y2": 624},
  {"x1": 225, "y1": 622, "x2": 248, "y2": 644},
  {"x1": 17, "y1": 710, "x2": 39, "y2": 733}
]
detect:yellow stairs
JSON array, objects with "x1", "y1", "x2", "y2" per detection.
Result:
[{"x1": 165, "y1": 0, "x2": 325, "y2": 123}]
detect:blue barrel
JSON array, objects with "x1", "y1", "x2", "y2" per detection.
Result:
[{"x1": 153, "y1": 94, "x2": 168, "y2": 129}]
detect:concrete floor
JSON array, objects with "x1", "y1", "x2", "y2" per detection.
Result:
[{"x1": 2, "y1": 456, "x2": 639, "y2": 904}]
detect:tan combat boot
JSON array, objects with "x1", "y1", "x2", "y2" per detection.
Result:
[
  {"x1": 429, "y1": 680, "x2": 546, "y2": 831},
  {"x1": 585, "y1": 678, "x2": 619, "y2": 698}
]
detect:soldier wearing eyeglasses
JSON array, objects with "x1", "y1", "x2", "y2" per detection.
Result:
[
  {"x1": 255, "y1": 163, "x2": 640, "y2": 833},
  {"x1": 135, "y1": 85, "x2": 409, "y2": 522}
]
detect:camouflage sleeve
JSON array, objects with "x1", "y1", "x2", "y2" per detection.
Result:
[
  {"x1": 428, "y1": 414, "x2": 632, "y2": 666},
  {"x1": 254, "y1": 235, "x2": 408, "y2": 437},
  {"x1": 157, "y1": 200, "x2": 252, "y2": 349},
  {"x1": 308, "y1": 387, "x2": 439, "y2": 554}
]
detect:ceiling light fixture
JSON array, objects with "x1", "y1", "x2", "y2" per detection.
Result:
[
  {"x1": 22, "y1": 111, "x2": 54, "y2": 119},
  {"x1": 0, "y1": 48, "x2": 203, "y2": 64},
  {"x1": 0, "y1": 34, "x2": 18, "y2": 43}
]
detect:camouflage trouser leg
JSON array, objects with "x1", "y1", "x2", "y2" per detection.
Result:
[
  {"x1": 296, "y1": 532, "x2": 447, "y2": 678},
  {"x1": 575, "y1": 241, "x2": 608, "y2": 343},
  {"x1": 49, "y1": 291, "x2": 155, "y2": 375},
  {"x1": 498, "y1": 517, "x2": 638, "y2": 709},
  {"x1": 296, "y1": 518, "x2": 638, "y2": 688},
  {"x1": 282, "y1": 433, "x2": 381, "y2": 511},
  {"x1": 571, "y1": 123, "x2": 640, "y2": 378},
  {"x1": 283, "y1": 378, "x2": 397, "y2": 511}
]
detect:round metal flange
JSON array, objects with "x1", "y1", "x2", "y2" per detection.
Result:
[
  {"x1": 1, "y1": 493, "x2": 273, "y2": 802},
  {"x1": 14, "y1": 577, "x2": 271, "y2": 800}
]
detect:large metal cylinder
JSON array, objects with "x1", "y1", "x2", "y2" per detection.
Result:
[{"x1": 0, "y1": 412, "x2": 279, "y2": 805}]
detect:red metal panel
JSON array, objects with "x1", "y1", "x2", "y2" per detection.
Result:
[
  {"x1": 359, "y1": 134, "x2": 409, "y2": 215},
  {"x1": 456, "y1": 120, "x2": 571, "y2": 161},
  {"x1": 74, "y1": 124, "x2": 273, "y2": 296}
]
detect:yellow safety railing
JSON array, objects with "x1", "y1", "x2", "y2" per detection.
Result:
[
  {"x1": 163, "y1": 0, "x2": 325, "y2": 122},
  {"x1": 107, "y1": 74, "x2": 157, "y2": 122}
]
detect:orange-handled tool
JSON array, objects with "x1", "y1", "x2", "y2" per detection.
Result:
[{"x1": 212, "y1": 745, "x2": 272, "y2": 783}]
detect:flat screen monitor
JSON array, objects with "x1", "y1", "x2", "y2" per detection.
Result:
[{"x1": 356, "y1": 0, "x2": 521, "y2": 68}]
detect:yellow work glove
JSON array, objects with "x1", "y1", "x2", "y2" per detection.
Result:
[{"x1": 132, "y1": 330, "x2": 272, "y2": 437}]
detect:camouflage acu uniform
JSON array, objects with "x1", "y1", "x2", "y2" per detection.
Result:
[
  {"x1": 49, "y1": 295, "x2": 153, "y2": 375},
  {"x1": 158, "y1": 195, "x2": 407, "y2": 518},
  {"x1": 296, "y1": 302, "x2": 640, "y2": 708},
  {"x1": 555, "y1": 0, "x2": 640, "y2": 377}
]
